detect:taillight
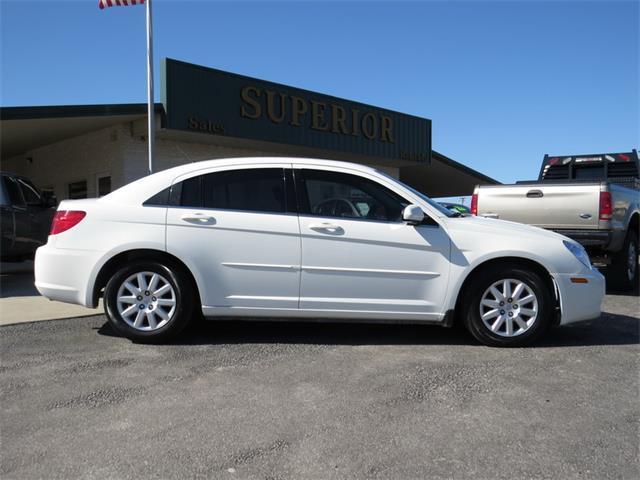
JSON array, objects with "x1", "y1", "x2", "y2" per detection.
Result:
[
  {"x1": 599, "y1": 192, "x2": 612, "y2": 220},
  {"x1": 50, "y1": 210, "x2": 86, "y2": 235},
  {"x1": 470, "y1": 193, "x2": 478, "y2": 216}
]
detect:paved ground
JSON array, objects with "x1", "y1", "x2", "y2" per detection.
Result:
[
  {"x1": 1, "y1": 290, "x2": 638, "y2": 479},
  {"x1": 0, "y1": 262, "x2": 101, "y2": 326}
]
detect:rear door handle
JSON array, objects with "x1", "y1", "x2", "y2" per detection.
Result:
[
  {"x1": 309, "y1": 222, "x2": 344, "y2": 234},
  {"x1": 526, "y1": 190, "x2": 544, "y2": 198},
  {"x1": 181, "y1": 213, "x2": 216, "y2": 224}
]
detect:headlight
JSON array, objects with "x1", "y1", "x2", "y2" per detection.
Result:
[{"x1": 563, "y1": 240, "x2": 592, "y2": 269}]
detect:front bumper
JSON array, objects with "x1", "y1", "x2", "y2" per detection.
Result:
[
  {"x1": 35, "y1": 243, "x2": 103, "y2": 307},
  {"x1": 553, "y1": 269, "x2": 605, "y2": 325}
]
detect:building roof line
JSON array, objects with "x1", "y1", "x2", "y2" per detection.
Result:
[
  {"x1": 0, "y1": 103, "x2": 165, "y2": 121},
  {"x1": 431, "y1": 150, "x2": 499, "y2": 185}
]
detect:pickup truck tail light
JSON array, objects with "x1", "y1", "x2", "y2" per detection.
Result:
[
  {"x1": 50, "y1": 210, "x2": 86, "y2": 235},
  {"x1": 599, "y1": 192, "x2": 612, "y2": 220},
  {"x1": 470, "y1": 194, "x2": 478, "y2": 216}
]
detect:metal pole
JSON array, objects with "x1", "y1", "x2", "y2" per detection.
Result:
[{"x1": 146, "y1": 0, "x2": 155, "y2": 174}]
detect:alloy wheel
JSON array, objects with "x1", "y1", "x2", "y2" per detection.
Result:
[
  {"x1": 479, "y1": 278, "x2": 539, "y2": 337},
  {"x1": 116, "y1": 271, "x2": 177, "y2": 331}
]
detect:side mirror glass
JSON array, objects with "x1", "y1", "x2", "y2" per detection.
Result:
[{"x1": 402, "y1": 204, "x2": 424, "y2": 225}]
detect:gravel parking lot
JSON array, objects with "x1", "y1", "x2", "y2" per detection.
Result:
[{"x1": 1, "y1": 291, "x2": 638, "y2": 480}]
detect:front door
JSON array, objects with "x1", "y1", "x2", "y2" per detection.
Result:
[
  {"x1": 294, "y1": 166, "x2": 451, "y2": 320},
  {"x1": 166, "y1": 165, "x2": 301, "y2": 311}
]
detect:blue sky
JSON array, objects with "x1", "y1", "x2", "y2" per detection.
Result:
[{"x1": 1, "y1": 0, "x2": 638, "y2": 184}]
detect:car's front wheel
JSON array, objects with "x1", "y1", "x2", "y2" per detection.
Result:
[
  {"x1": 461, "y1": 267, "x2": 554, "y2": 347},
  {"x1": 104, "y1": 260, "x2": 194, "y2": 343}
]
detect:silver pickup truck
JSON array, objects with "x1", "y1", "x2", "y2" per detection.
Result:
[{"x1": 472, "y1": 150, "x2": 640, "y2": 290}]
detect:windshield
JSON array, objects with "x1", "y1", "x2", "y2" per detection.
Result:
[{"x1": 375, "y1": 170, "x2": 457, "y2": 217}]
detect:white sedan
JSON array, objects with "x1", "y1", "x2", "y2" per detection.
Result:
[{"x1": 35, "y1": 158, "x2": 605, "y2": 347}]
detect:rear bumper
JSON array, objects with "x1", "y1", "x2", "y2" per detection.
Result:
[
  {"x1": 553, "y1": 269, "x2": 605, "y2": 325},
  {"x1": 35, "y1": 244, "x2": 102, "y2": 307}
]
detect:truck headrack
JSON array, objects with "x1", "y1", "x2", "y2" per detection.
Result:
[{"x1": 539, "y1": 150, "x2": 639, "y2": 190}]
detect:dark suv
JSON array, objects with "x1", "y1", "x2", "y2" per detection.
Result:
[{"x1": 1, "y1": 173, "x2": 56, "y2": 262}]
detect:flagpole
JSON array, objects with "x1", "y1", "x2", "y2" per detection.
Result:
[{"x1": 145, "y1": 0, "x2": 155, "y2": 175}]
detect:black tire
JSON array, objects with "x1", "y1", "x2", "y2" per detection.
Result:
[
  {"x1": 104, "y1": 260, "x2": 195, "y2": 343},
  {"x1": 605, "y1": 232, "x2": 638, "y2": 292},
  {"x1": 461, "y1": 266, "x2": 554, "y2": 347}
]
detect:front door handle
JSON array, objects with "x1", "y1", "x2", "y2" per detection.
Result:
[
  {"x1": 526, "y1": 189, "x2": 544, "y2": 198},
  {"x1": 309, "y1": 222, "x2": 344, "y2": 234},
  {"x1": 181, "y1": 213, "x2": 216, "y2": 224}
]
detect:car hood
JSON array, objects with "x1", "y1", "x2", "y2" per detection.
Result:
[{"x1": 444, "y1": 215, "x2": 569, "y2": 243}]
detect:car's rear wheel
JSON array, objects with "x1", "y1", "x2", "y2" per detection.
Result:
[
  {"x1": 104, "y1": 260, "x2": 194, "y2": 343},
  {"x1": 461, "y1": 267, "x2": 553, "y2": 347}
]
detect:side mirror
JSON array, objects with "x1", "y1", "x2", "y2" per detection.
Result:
[
  {"x1": 42, "y1": 191, "x2": 58, "y2": 208},
  {"x1": 402, "y1": 204, "x2": 424, "y2": 225}
]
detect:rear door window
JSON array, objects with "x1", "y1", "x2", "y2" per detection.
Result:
[
  {"x1": 176, "y1": 168, "x2": 288, "y2": 214},
  {"x1": 203, "y1": 168, "x2": 286, "y2": 213}
]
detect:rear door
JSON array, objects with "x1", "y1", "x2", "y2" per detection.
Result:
[
  {"x1": 477, "y1": 184, "x2": 600, "y2": 229},
  {"x1": 166, "y1": 164, "x2": 301, "y2": 311}
]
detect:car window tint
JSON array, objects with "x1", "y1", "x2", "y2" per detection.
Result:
[
  {"x1": 143, "y1": 187, "x2": 171, "y2": 206},
  {"x1": 0, "y1": 178, "x2": 7, "y2": 206},
  {"x1": 18, "y1": 179, "x2": 41, "y2": 205},
  {"x1": 300, "y1": 169, "x2": 408, "y2": 222},
  {"x1": 3, "y1": 176, "x2": 25, "y2": 207},
  {"x1": 180, "y1": 176, "x2": 202, "y2": 208},
  {"x1": 202, "y1": 168, "x2": 286, "y2": 213}
]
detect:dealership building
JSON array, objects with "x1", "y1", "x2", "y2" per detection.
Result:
[{"x1": 1, "y1": 59, "x2": 497, "y2": 201}]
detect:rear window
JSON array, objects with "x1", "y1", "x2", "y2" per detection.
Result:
[
  {"x1": 2, "y1": 176, "x2": 25, "y2": 207},
  {"x1": 574, "y1": 165, "x2": 605, "y2": 180},
  {"x1": 18, "y1": 178, "x2": 42, "y2": 205}
]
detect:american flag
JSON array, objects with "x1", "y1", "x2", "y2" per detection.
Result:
[{"x1": 99, "y1": 0, "x2": 145, "y2": 9}]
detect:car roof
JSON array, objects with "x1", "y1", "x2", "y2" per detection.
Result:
[{"x1": 105, "y1": 157, "x2": 385, "y2": 204}]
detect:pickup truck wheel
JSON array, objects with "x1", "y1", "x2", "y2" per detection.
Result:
[
  {"x1": 104, "y1": 260, "x2": 194, "y2": 343},
  {"x1": 607, "y1": 232, "x2": 639, "y2": 291},
  {"x1": 461, "y1": 267, "x2": 553, "y2": 347}
]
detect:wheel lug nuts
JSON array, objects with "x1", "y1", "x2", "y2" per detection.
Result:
[
  {"x1": 513, "y1": 304, "x2": 518, "y2": 309},
  {"x1": 137, "y1": 295, "x2": 143, "y2": 301},
  {"x1": 500, "y1": 310, "x2": 505, "y2": 315},
  {"x1": 499, "y1": 301, "x2": 504, "y2": 306},
  {"x1": 138, "y1": 304, "x2": 145, "y2": 309},
  {"x1": 151, "y1": 297, "x2": 157, "y2": 301},
  {"x1": 508, "y1": 312, "x2": 513, "y2": 317},
  {"x1": 148, "y1": 305, "x2": 153, "y2": 310},
  {"x1": 144, "y1": 291, "x2": 150, "y2": 296},
  {"x1": 507, "y1": 298, "x2": 513, "y2": 303}
]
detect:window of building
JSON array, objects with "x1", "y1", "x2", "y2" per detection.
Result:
[
  {"x1": 299, "y1": 169, "x2": 408, "y2": 222},
  {"x1": 68, "y1": 180, "x2": 87, "y2": 200},
  {"x1": 97, "y1": 175, "x2": 112, "y2": 197}
]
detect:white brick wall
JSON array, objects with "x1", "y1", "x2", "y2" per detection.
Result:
[{"x1": 3, "y1": 118, "x2": 399, "y2": 200}]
